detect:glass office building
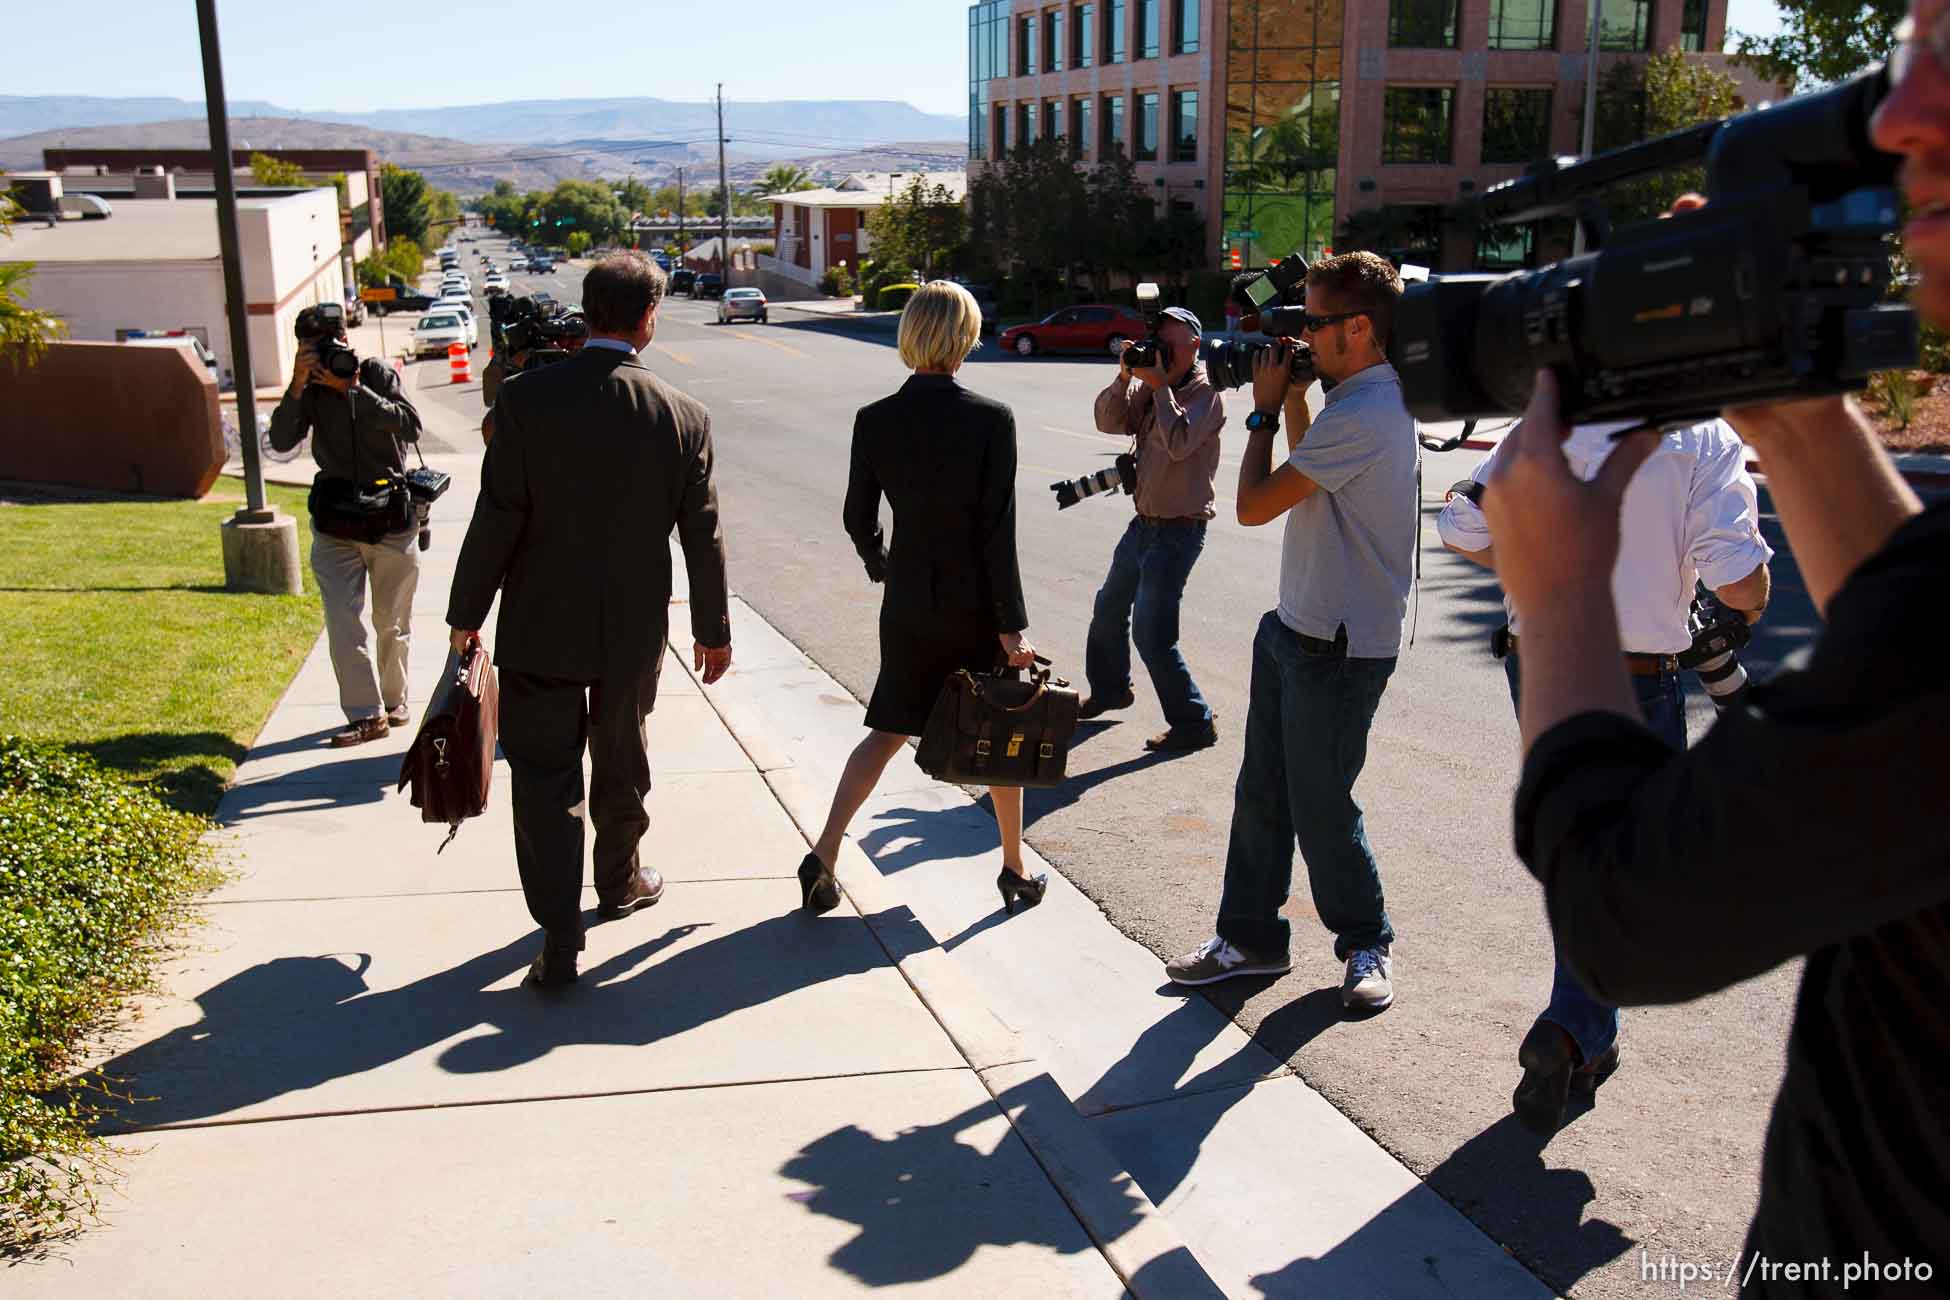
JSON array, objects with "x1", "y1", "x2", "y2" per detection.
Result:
[{"x1": 1223, "y1": 0, "x2": 1342, "y2": 267}]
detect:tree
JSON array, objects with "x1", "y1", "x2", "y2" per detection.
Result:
[
  {"x1": 380, "y1": 163, "x2": 433, "y2": 248},
  {"x1": 566, "y1": 230, "x2": 591, "y2": 256},
  {"x1": 0, "y1": 190, "x2": 68, "y2": 371},
  {"x1": 424, "y1": 187, "x2": 462, "y2": 242},
  {"x1": 1576, "y1": 49, "x2": 1745, "y2": 226},
  {"x1": 539, "y1": 179, "x2": 629, "y2": 245},
  {"x1": 249, "y1": 152, "x2": 305, "y2": 186},
  {"x1": 1733, "y1": 0, "x2": 1904, "y2": 90},
  {"x1": 758, "y1": 164, "x2": 818, "y2": 195},
  {"x1": 865, "y1": 175, "x2": 968, "y2": 282},
  {"x1": 615, "y1": 178, "x2": 653, "y2": 217}
]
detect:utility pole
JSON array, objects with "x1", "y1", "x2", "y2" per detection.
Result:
[
  {"x1": 198, "y1": 0, "x2": 299, "y2": 593},
  {"x1": 716, "y1": 84, "x2": 732, "y2": 280},
  {"x1": 677, "y1": 166, "x2": 687, "y2": 254}
]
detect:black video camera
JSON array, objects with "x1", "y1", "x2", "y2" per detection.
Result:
[
  {"x1": 295, "y1": 303, "x2": 359, "y2": 381},
  {"x1": 1390, "y1": 65, "x2": 1917, "y2": 427},
  {"x1": 496, "y1": 295, "x2": 589, "y2": 371},
  {"x1": 1198, "y1": 256, "x2": 1318, "y2": 392}
]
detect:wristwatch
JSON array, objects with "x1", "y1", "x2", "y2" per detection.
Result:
[{"x1": 1245, "y1": 408, "x2": 1282, "y2": 434}]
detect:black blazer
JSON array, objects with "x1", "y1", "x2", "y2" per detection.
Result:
[
  {"x1": 447, "y1": 345, "x2": 730, "y2": 682},
  {"x1": 845, "y1": 373, "x2": 1027, "y2": 636}
]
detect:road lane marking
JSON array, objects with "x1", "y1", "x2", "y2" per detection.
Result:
[
  {"x1": 647, "y1": 342, "x2": 694, "y2": 366},
  {"x1": 725, "y1": 328, "x2": 809, "y2": 359}
]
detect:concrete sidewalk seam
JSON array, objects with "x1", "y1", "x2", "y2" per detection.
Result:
[
  {"x1": 197, "y1": 878, "x2": 797, "y2": 906},
  {"x1": 97, "y1": 1063, "x2": 982, "y2": 1138}
]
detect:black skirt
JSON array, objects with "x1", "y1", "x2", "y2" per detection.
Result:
[{"x1": 865, "y1": 610, "x2": 1003, "y2": 737}]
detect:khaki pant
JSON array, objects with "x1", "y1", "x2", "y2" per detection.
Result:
[{"x1": 310, "y1": 527, "x2": 420, "y2": 722}]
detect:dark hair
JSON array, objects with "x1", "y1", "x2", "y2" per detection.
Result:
[
  {"x1": 1306, "y1": 251, "x2": 1403, "y2": 349},
  {"x1": 582, "y1": 252, "x2": 666, "y2": 334}
]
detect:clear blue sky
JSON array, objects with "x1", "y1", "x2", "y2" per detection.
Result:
[{"x1": 10, "y1": 1, "x2": 1790, "y2": 120}]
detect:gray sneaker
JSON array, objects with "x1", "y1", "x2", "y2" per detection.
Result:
[
  {"x1": 1341, "y1": 946, "x2": 1394, "y2": 1011},
  {"x1": 1165, "y1": 935, "x2": 1292, "y2": 986}
]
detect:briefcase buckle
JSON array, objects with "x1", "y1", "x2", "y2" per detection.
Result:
[
  {"x1": 1006, "y1": 732, "x2": 1025, "y2": 758},
  {"x1": 1038, "y1": 742, "x2": 1054, "y2": 759},
  {"x1": 975, "y1": 739, "x2": 992, "y2": 757}
]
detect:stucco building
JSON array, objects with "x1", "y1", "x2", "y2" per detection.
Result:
[
  {"x1": 762, "y1": 171, "x2": 970, "y2": 288},
  {"x1": 2, "y1": 184, "x2": 350, "y2": 388},
  {"x1": 969, "y1": 0, "x2": 1779, "y2": 270}
]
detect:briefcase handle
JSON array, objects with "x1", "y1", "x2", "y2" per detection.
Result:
[{"x1": 958, "y1": 662, "x2": 1053, "y2": 713}]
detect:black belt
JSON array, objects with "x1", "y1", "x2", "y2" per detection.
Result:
[
  {"x1": 1136, "y1": 514, "x2": 1207, "y2": 528},
  {"x1": 1296, "y1": 625, "x2": 1349, "y2": 658}
]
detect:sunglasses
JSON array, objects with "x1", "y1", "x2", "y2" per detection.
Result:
[
  {"x1": 1889, "y1": 10, "x2": 1950, "y2": 87},
  {"x1": 1300, "y1": 310, "x2": 1366, "y2": 333}
]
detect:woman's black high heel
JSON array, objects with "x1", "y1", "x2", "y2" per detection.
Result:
[
  {"x1": 798, "y1": 852, "x2": 841, "y2": 915},
  {"x1": 996, "y1": 868, "x2": 1048, "y2": 916}
]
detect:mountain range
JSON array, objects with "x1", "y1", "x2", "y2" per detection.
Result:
[{"x1": 0, "y1": 95, "x2": 965, "y2": 153}]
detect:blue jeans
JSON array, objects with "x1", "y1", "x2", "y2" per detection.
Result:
[
  {"x1": 1217, "y1": 611, "x2": 1397, "y2": 959},
  {"x1": 1504, "y1": 654, "x2": 1686, "y2": 1063},
  {"x1": 1084, "y1": 517, "x2": 1213, "y2": 733}
]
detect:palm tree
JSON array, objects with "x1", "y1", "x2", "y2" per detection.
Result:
[
  {"x1": 758, "y1": 164, "x2": 817, "y2": 196},
  {"x1": 0, "y1": 196, "x2": 67, "y2": 372}
]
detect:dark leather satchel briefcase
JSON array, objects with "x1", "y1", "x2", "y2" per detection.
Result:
[
  {"x1": 916, "y1": 658, "x2": 1080, "y2": 789},
  {"x1": 398, "y1": 636, "x2": 499, "y2": 851}
]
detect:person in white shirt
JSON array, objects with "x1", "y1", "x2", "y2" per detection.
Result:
[{"x1": 1437, "y1": 416, "x2": 1772, "y2": 1136}]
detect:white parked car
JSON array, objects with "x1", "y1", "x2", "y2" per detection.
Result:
[
  {"x1": 717, "y1": 287, "x2": 768, "y2": 324},
  {"x1": 429, "y1": 298, "x2": 479, "y2": 348},
  {"x1": 411, "y1": 312, "x2": 470, "y2": 359},
  {"x1": 484, "y1": 273, "x2": 509, "y2": 293},
  {"x1": 440, "y1": 277, "x2": 471, "y2": 297}
]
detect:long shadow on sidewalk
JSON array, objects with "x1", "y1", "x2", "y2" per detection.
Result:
[{"x1": 81, "y1": 912, "x2": 886, "y2": 1131}]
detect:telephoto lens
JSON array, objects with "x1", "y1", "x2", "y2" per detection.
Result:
[
  {"x1": 1678, "y1": 591, "x2": 1753, "y2": 710},
  {"x1": 315, "y1": 337, "x2": 360, "y2": 380}
]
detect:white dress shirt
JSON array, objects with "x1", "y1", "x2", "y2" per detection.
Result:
[{"x1": 1435, "y1": 418, "x2": 1774, "y2": 654}]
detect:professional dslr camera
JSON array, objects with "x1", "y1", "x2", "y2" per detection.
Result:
[
  {"x1": 1678, "y1": 588, "x2": 1752, "y2": 710},
  {"x1": 1198, "y1": 257, "x2": 1320, "y2": 393},
  {"x1": 492, "y1": 295, "x2": 589, "y2": 371},
  {"x1": 295, "y1": 303, "x2": 359, "y2": 381},
  {"x1": 1390, "y1": 64, "x2": 1917, "y2": 427}
]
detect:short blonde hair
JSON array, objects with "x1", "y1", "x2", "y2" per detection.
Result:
[{"x1": 897, "y1": 281, "x2": 982, "y2": 371}]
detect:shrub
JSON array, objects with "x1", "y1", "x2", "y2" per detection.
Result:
[
  {"x1": 819, "y1": 264, "x2": 854, "y2": 298},
  {"x1": 1870, "y1": 370, "x2": 1922, "y2": 430},
  {"x1": 1, "y1": 739, "x2": 213, "y2": 1248},
  {"x1": 877, "y1": 282, "x2": 920, "y2": 311}
]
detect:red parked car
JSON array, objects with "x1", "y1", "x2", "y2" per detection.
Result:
[{"x1": 999, "y1": 304, "x2": 1150, "y2": 358}]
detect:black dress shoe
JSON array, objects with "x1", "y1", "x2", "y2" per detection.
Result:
[
  {"x1": 996, "y1": 867, "x2": 1048, "y2": 916},
  {"x1": 1077, "y1": 690, "x2": 1136, "y2": 721},
  {"x1": 524, "y1": 938, "x2": 579, "y2": 990},
  {"x1": 597, "y1": 867, "x2": 665, "y2": 919},
  {"x1": 1515, "y1": 1022, "x2": 1621, "y2": 1136},
  {"x1": 1144, "y1": 720, "x2": 1219, "y2": 753},
  {"x1": 798, "y1": 852, "x2": 841, "y2": 915}
]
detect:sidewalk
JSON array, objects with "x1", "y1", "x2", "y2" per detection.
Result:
[{"x1": 20, "y1": 411, "x2": 1549, "y2": 1296}]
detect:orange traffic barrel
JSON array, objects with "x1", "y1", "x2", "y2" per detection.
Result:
[{"x1": 448, "y1": 341, "x2": 472, "y2": 384}]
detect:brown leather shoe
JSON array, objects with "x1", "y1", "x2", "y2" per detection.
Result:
[
  {"x1": 1514, "y1": 1022, "x2": 1622, "y2": 1137},
  {"x1": 596, "y1": 867, "x2": 665, "y2": 920},
  {"x1": 385, "y1": 703, "x2": 410, "y2": 728},
  {"x1": 1144, "y1": 721, "x2": 1219, "y2": 753},
  {"x1": 523, "y1": 937, "x2": 579, "y2": 990},
  {"x1": 329, "y1": 716, "x2": 389, "y2": 748},
  {"x1": 1077, "y1": 689, "x2": 1136, "y2": 721}
]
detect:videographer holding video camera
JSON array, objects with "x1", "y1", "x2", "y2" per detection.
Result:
[
  {"x1": 1470, "y1": 5, "x2": 1950, "y2": 1284},
  {"x1": 1164, "y1": 252, "x2": 1417, "y2": 1011},
  {"x1": 1080, "y1": 300, "x2": 1223, "y2": 754},
  {"x1": 269, "y1": 302, "x2": 427, "y2": 747}
]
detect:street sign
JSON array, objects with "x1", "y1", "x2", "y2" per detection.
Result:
[
  {"x1": 1229, "y1": 230, "x2": 1259, "y2": 240},
  {"x1": 359, "y1": 287, "x2": 396, "y2": 302}
]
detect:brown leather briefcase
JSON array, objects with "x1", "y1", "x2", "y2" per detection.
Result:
[
  {"x1": 398, "y1": 636, "x2": 499, "y2": 850},
  {"x1": 916, "y1": 658, "x2": 1080, "y2": 789}
]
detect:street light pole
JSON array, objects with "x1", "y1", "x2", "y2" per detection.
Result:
[
  {"x1": 196, "y1": 0, "x2": 264, "y2": 517},
  {"x1": 1574, "y1": 0, "x2": 1605, "y2": 255},
  {"x1": 199, "y1": 0, "x2": 301, "y2": 594}
]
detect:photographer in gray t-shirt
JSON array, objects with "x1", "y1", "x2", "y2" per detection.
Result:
[{"x1": 1164, "y1": 252, "x2": 1418, "y2": 1013}]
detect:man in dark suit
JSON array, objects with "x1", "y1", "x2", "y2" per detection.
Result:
[{"x1": 447, "y1": 251, "x2": 732, "y2": 989}]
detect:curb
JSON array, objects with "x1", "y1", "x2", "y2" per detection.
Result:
[{"x1": 671, "y1": 624, "x2": 1227, "y2": 1300}]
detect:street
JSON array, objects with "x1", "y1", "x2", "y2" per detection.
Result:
[{"x1": 418, "y1": 239, "x2": 1809, "y2": 1298}]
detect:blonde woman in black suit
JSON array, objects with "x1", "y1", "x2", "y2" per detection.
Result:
[{"x1": 796, "y1": 281, "x2": 1046, "y2": 917}]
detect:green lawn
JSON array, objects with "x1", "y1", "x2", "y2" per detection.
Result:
[{"x1": 0, "y1": 477, "x2": 322, "y2": 814}]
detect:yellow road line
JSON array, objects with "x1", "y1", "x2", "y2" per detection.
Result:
[
  {"x1": 725, "y1": 328, "x2": 810, "y2": 359},
  {"x1": 646, "y1": 342, "x2": 694, "y2": 366}
]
